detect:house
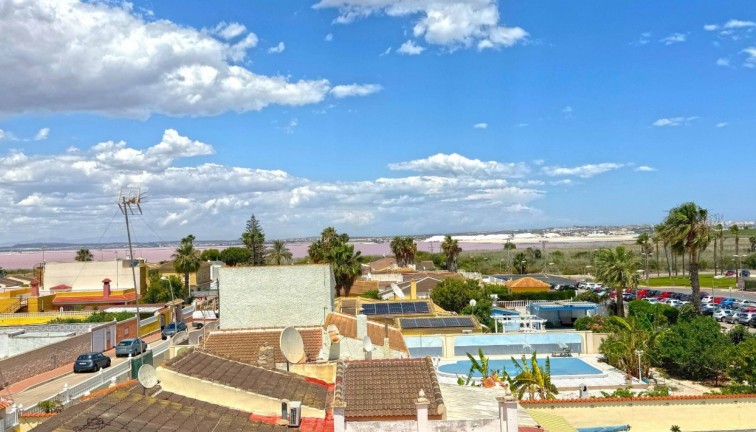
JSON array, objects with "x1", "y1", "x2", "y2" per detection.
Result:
[
  {"x1": 201, "y1": 326, "x2": 325, "y2": 364},
  {"x1": 43, "y1": 260, "x2": 147, "y2": 293},
  {"x1": 363, "y1": 257, "x2": 397, "y2": 273},
  {"x1": 325, "y1": 312, "x2": 409, "y2": 358},
  {"x1": 396, "y1": 315, "x2": 480, "y2": 335},
  {"x1": 527, "y1": 301, "x2": 598, "y2": 328},
  {"x1": 219, "y1": 265, "x2": 335, "y2": 329},
  {"x1": 51, "y1": 278, "x2": 138, "y2": 310},
  {"x1": 505, "y1": 276, "x2": 551, "y2": 293},
  {"x1": 417, "y1": 261, "x2": 436, "y2": 271},
  {"x1": 378, "y1": 276, "x2": 444, "y2": 299}
]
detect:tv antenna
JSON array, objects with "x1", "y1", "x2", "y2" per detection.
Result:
[
  {"x1": 137, "y1": 364, "x2": 159, "y2": 391},
  {"x1": 118, "y1": 187, "x2": 145, "y2": 340},
  {"x1": 280, "y1": 327, "x2": 306, "y2": 369}
]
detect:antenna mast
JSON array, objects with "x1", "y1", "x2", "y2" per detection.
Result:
[{"x1": 118, "y1": 188, "x2": 144, "y2": 340}]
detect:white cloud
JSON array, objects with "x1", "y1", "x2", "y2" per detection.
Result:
[
  {"x1": 330, "y1": 84, "x2": 382, "y2": 98},
  {"x1": 473, "y1": 123, "x2": 488, "y2": 129},
  {"x1": 0, "y1": 0, "x2": 375, "y2": 118},
  {"x1": 561, "y1": 106, "x2": 574, "y2": 118},
  {"x1": 660, "y1": 33, "x2": 687, "y2": 45},
  {"x1": 635, "y1": 166, "x2": 657, "y2": 172},
  {"x1": 313, "y1": 0, "x2": 527, "y2": 50},
  {"x1": 652, "y1": 116, "x2": 699, "y2": 127},
  {"x1": 397, "y1": 40, "x2": 425, "y2": 55},
  {"x1": 632, "y1": 32, "x2": 651, "y2": 46},
  {"x1": 542, "y1": 163, "x2": 624, "y2": 178},
  {"x1": 705, "y1": 19, "x2": 756, "y2": 40},
  {"x1": 380, "y1": 47, "x2": 392, "y2": 56},
  {"x1": 284, "y1": 118, "x2": 298, "y2": 134},
  {"x1": 388, "y1": 153, "x2": 530, "y2": 178},
  {"x1": 0, "y1": 129, "x2": 16, "y2": 142},
  {"x1": 716, "y1": 57, "x2": 731, "y2": 67},
  {"x1": 743, "y1": 47, "x2": 756, "y2": 68},
  {"x1": 33, "y1": 128, "x2": 50, "y2": 141},
  {"x1": 716, "y1": 122, "x2": 729, "y2": 128},
  {"x1": 724, "y1": 19, "x2": 756, "y2": 29},
  {"x1": 211, "y1": 22, "x2": 248, "y2": 40},
  {"x1": 268, "y1": 41, "x2": 286, "y2": 54},
  {"x1": 325, "y1": 33, "x2": 334, "y2": 41},
  {"x1": 704, "y1": 24, "x2": 719, "y2": 32}
]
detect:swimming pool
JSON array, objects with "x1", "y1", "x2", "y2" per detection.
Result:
[{"x1": 438, "y1": 357, "x2": 602, "y2": 377}]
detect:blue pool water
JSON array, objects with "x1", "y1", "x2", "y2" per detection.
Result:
[{"x1": 438, "y1": 357, "x2": 602, "y2": 377}]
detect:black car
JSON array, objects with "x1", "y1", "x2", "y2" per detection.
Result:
[
  {"x1": 161, "y1": 321, "x2": 188, "y2": 340},
  {"x1": 73, "y1": 352, "x2": 111, "y2": 373},
  {"x1": 750, "y1": 316, "x2": 756, "y2": 328}
]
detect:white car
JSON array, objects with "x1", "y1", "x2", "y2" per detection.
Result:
[
  {"x1": 714, "y1": 309, "x2": 735, "y2": 322},
  {"x1": 643, "y1": 297, "x2": 660, "y2": 304},
  {"x1": 701, "y1": 296, "x2": 714, "y2": 304},
  {"x1": 666, "y1": 299, "x2": 683, "y2": 307}
]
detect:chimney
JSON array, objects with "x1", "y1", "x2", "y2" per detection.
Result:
[
  {"x1": 102, "y1": 278, "x2": 111, "y2": 297},
  {"x1": 497, "y1": 383, "x2": 519, "y2": 432},
  {"x1": 257, "y1": 342, "x2": 275, "y2": 370},
  {"x1": 410, "y1": 280, "x2": 417, "y2": 299},
  {"x1": 30, "y1": 279, "x2": 40, "y2": 297},
  {"x1": 333, "y1": 402, "x2": 346, "y2": 432},
  {"x1": 415, "y1": 389, "x2": 430, "y2": 432},
  {"x1": 356, "y1": 311, "x2": 367, "y2": 341}
]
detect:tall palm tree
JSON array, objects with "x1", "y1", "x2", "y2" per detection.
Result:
[
  {"x1": 713, "y1": 223, "x2": 723, "y2": 275},
  {"x1": 730, "y1": 224, "x2": 741, "y2": 258},
  {"x1": 656, "y1": 202, "x2": 712, "y2": 311},
  {"x1": 636, "y1": 233, "x2": 651, "y2": 281},
  {"x1": 510, "y1": 353, "x2": 558, "y2": 400},
  {"x1": 266, "y1": 240, "x2": 292, "y2": 265},
  {"x1": 718, "y1": 223, "x2": 724, "y2": 273},
  {"x1": 390, "y1": 236, "x2": 416, "y2": 267},
  {"x1": 172, "y1": 234, "x2": 201, "y2": 295},
  {"x1": 652, "y1": 233, "x2": 661, "y2": 277},
  {"x1": 594, "y1": 246, "x2": 640, "y2": 318},
  {"x1": 441, "y1": 235, "x2": 462, "y2": 272},
  {"x1": 329, "y1": 243, "x2": 362, "y2": 297},
  {"x1": 655, "y1": 224, "x2": 672, "y2": 277},
  {"x1": 74, "y1": 248, "x2": 93, "y2": 262}
]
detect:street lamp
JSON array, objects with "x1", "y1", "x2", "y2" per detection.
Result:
[
  {"x1": 469, "y1": 299, "x2": 477, "y2": 317},
  {"x1": 160, "y1": 276, "x2": 179, "y2": 327},
  {"x1": 635, "y1": 349, "x2": 644, "y2": 381},
  {"x1": 521, "y1": 260, "x2": 527, "y2": 275}
]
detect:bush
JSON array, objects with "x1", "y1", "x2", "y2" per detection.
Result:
[
  {"x1": 361, "y1": 289, "x2": 380, "y2": 300},
  {"x1": 576, "y1": 290, "x2": 601, "y2": 303},
  {"x1": 37, "y1": 400, "x2": 62, "y2": 413},
  {"x1": 48, "y1": 311, "x2": 134, "y2": 324}
]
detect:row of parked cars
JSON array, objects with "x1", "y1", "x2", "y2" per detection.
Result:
[{"x1": 701, "y1": 296, "x2": 756, "y2": 327}]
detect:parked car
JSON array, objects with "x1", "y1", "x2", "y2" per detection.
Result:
[
  {"x1": 622, "y1": 293, "x2": 636, "y2": 301},
  {"x1": 714, "y1": 308, "x2": 735, "y2": 322},
  {"x1": 749, "y1": 316, "x2": 756, "y2": 328},
  {"x1": 701, "y1": 303, "x2": 717, "y2": 315},
  {"x1": 721, "y1": 298, "x2": 738, "y2": 308},
  {"x1": 702, "y1": 296, "x2": 714, "y2": 304},
  {"x1": 115, "y1": 338, "x2": 148, "y2": 357},
  {"x1": 667, "y1": 299, "x2": 683, "y2": 308},
  {"x1": 659, "y1": 291, "x2": 673, "y2": 299},
  {"x1": 724, "y1": 312, "x2": 740, "y2": 324},
  {"x1": 742, "y1": 270, "x2": 751, "y2": 277},
  {"x1": 737, "y1": 312, "x2": 756, "y2": 325},
  {"x1": 161, "y1": 321, "x2": 188, "y2": 340},
  {"x1": 725, "y1": 270, "x2": 736, "y2": 277},
  {"x1": 643, "y1": 297, "x2": 660, "y2": 304},
  {"x1": 73, "y1": 352, "x2": 111, "y2": 373},
  {"x1": 192, "y1": 310, "x2": 219, "y2": 329}
]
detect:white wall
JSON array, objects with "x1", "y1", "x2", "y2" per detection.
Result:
[
  {"x1": 44, "y1": 260, "x2": 142, "y2": 291},
  {"x1": 220, "y1": 265, "x2": 335, "y2": 328}
]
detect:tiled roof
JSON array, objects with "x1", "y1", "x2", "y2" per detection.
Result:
[
  {"x1": 367, "y1": 257, "x2": 397, "y2": 272},
  {"x1": 325, "y1": 312, "x2": 408, "y2": 354},
  {"x1": 29, "y1": 388, "x2": 295, "y2": 432},
  {"x1": 334, "y1": 357, "x2": 444, "y2": 419},
  {"x1": 417, "y1": 260, "x2": 436, "y2": 271},
  {"x1": 164, "y1": 349, "x2": 330, "y2": 410},
  {"x1": 52, "y1": 292, "x2": 138, "y2": 304},
  {"x1": 202, "y1": 326, "x2": 323, "y2": 364},
  {"x1": 506, "y1": 277, "x2": 551, "y2": 289}
]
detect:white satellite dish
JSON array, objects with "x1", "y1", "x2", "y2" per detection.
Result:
[
  {"x1": 390, "y1": 283, "x2": 405, "y2": 299},
  {"x1": 280, "y1": 327, "x2": 306, "y2": 364},
  {"x1": 137, "y1": 364, "x2": 158, "y2": 389},
  {"x1": 363, "y1": 336, "x2": 374, "y2": 352}
]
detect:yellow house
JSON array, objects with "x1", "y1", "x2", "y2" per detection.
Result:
[{"x1": 506, "y1": 276, "x2": 551, "y2": 293}]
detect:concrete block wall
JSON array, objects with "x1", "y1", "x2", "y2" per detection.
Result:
[
  {"x1": 0, "y1": 332, "x2": 91, "y2": 387},
  {"x1": 220, "y1": 265, "x2": 335, "y2": 329}
]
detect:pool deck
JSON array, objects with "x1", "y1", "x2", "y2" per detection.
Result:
[{"x1": 439, "y1": 382, "x2": 540, "y2": 428}]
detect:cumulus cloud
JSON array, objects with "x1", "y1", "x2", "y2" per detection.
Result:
[
  {"x1": 388, "y1": 153, "x2": 530, "y2": 178},
  {"x1": 743, "y1": 47, "x2": 756, "y2": 67},
  {"x1": 268, "y1": 42, "x2": 286, "y2": 54},
  {"x1": 542, "y1": 163, "x2": 624, "y2": 178},
  {"x1": 313, "y1": 0, "x2": 527, "y2": 50},
  {"x1": 330, "y1": 84, "x2": 382, "y2": 98},
  {"x1": 652, "y1": 116, "x2": 698, "y2": 127},
  {"x1": 705, "y1": 19, "x2": 756, "y2": 40},
  {"x1": 0, "y1": 0, "x2": 375, "y2": 118},
  {"x1": 660, "y1": 33, "x2": 687, "y2": 45},
  {"x1": 631, "y1": 32, "x2": 651, "y2": 46},
  {"x1": 635, "y1": 166, "x2": 657, "y2": 172},
  {"x1": 325, "y1": 33, "x2": 334, "y2": 41},
  {"x1": 0, "y1": 129, "x2": 16, "y2": 142},
  {"x1": 473, "y1": 123, "x2": 488, "y2": 129},
  {"x1": 33, "y1": 128, "x2": 50, "y2": 141},
  {"x1": 397, "y1": 40, "x2": 425, "y2": 55},
  {"x1": 716, "y1": 57, "x2": 731, "y2": 67}
]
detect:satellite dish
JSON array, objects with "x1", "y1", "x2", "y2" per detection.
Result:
[
  {"x1": 363, "y1": 336, "x2": 374, "y2": 352},
  {"x1": 390, "y1": 283, "x2": 405, "y2": 299},
  {"x1": 137, "y1": 364, "x2": 158, "y2": 389},
  {"x1": 280, "y1": 327, "x2": 306, "y2": 364}
]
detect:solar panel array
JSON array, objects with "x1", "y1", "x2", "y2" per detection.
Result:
[
  {"x1": 400, "y1": 317, "x2": 475, "y2": 329},
  {"x1": 361, "y1": 301, "x2": 431, "y2": 315}
]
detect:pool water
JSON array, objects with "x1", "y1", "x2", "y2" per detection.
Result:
[{"x1": 438, "y1": 357, "x2": 602, "y2": 377}]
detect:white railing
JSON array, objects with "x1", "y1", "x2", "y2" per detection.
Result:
[
  {"x1": 181, "y1": 305, "x2": 195, "y2": 317},
  {"x1": 0, "y1": 310, "x2": 94, "y2": 319},
  {"x1": 498, "y1": 300, "x2": 552, "y2": 309},
  {"x1": 140, "y1": 315, "x2": 158, "y2": 326},
  {"x1": 4, "y1": 405, "x2": 19, "y2": 429}
]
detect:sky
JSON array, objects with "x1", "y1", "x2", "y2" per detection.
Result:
[{"x1": 0, "y1": 0, "x2": 754, "y2": 245}]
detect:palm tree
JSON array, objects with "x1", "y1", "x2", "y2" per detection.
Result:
[
  {"x1": 594, "y1": 246, "x2": 640, "y2": 318},
  {"x1": 636, "y1": 233, "x2": 651, "y2": 281},
  {"x1": 266, "y1": 240, "x2": 292, "y2": 265},
  {"x1": 730, "y1": 224, "x2": 740, "y2": 258},
  {"x1": 510, "y1": 353, "x2": 558, "y2": 400},
  {"x1": 651, "y1": 233, "x2": 661, "y2": 277},
  {"x1": 655, "y1": 224, "x2": 672, "y2": 277},
  {"x1": 656, "y1": 202, "x2": 712, "y2": 311},
  {"x1": 390, "y1": 236, "x2": 416, "y2": 267},
  {"x1": 329, "y1": 243, "x2": 362, "y2": 296},
  {"x1": 74, "y1": 248, "x2": 93, "y2": 262},
  {"x1": 441, "y1": 235, "x2": 462, "y2": 272},
  {"x1": 718, "y1": 223, "x2": 724, "y2": 273},
  {"x1": 713, "y1": 223, "x2": 723, "y2": 275},
  {"x1": 599, "y1": 315, "x2": 664, "y2": 379},
  {"x1": 172, "y1": 234, "x2": 201, "y2": 295},
  {"x1": 750, "y1": 235, "x2": 756, "y2": 253},
  {"x1": 514, "y1": 252, "x2": 528, "y2": 274}
]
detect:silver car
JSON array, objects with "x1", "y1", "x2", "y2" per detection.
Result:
[
  {"x1": 737, "y1": 312, "x2": 756, "y2": 325},
  {"x1": 713, "y1": 308, "x2": 734, "y2": 322},
  {"x1": 115, "y1": 338, "x2": 147, "y2": 357}
]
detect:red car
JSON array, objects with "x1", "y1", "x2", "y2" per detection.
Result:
[
  {"x1": 636, "y1": 289, "x2": 650, "y2": 299},
  {"x1": 712, "y1": 297, "x2": 724, "y2": 304},
  {"x1": 659, "y1": 292, "x2": 673, "y2": 299}
]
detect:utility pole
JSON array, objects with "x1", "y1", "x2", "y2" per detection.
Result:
[{"x1": 118, "y1": 188, "x2": 144, "y2": 342}]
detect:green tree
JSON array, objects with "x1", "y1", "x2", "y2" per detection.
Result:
[
  {"x1": 599, "y1": 315, "x2": 663, "y2": 378},
  {"x1": 656, "y1": 202, "x2": 712, "y2": 311},
  {"x1": 172, "y1": 235, "x2": 201, "y2": 295},
  {"x1": 390, "y1": 236, "x2": 417, "y2": 267},
  {"x1": 200, "y1": 248, "x2": 221, "y2": 261},
  {"x1": 510, "y1": 353, "x2": 558, "y2": 400},
  {"x1": 441, "y1": 235, "x2": 462, "y2": 272},
  {"x1": 636, "y1": 232, "x2": 652, "y2": 278},
  {"x1": 728, "y1": 337, "x2": 756, "y2": 391},
  {"x1": 513, "y1": 252, "x2": 528, "y2": 274},
  {"x1": 594, "y1": 246, "x2": 640, "y2": 318},
  {"x1": 658, "y1": 315, "x2": 732, "y2": 382},
  {"x1": 75, "y1": 248, "x2": 93, "y2": 262},
  {"x1": 241, "y1": 214, "x2": 266, "y2": 266},
  {"x1": 729, "y1": 224, "x2": 740, "y2": 258},
  {"x1": 430, "y1": 279, "x2": 492, "y2": 328},
  {"x1": 143, "y1": 274, "x2": 186, "y2": 304},
  {"x1": 308, "y1": 227, "x2": 362, "y2": 296},
  {"x1": 750, "y1": 235, "x2": 756, "y2": 252},
  {"x1": 266, "y1": 240, "x2": 292, "y2": 265},
  {"x1": 220, "y1": 247, "x2": 251, "y2": 266}
]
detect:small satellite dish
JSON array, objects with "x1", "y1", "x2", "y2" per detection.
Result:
[
  {"x1": 363, "y1": 336, "x2": 374, "y2": 352},
  {"x1": 137, "y1": 364, "x2": 158, "y2": 389},
  {"x1": 280, "y1": 327, "x2": 306, "y2": 364},
  {"x1": 390, "y1": 283, "x2": 405, "y2": 299}
]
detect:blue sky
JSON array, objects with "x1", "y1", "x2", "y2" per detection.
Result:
[{"x1": 0, "y1": 0, "x2": 754, "y2": 244}]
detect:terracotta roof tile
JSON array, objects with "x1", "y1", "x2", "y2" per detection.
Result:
[
  {"x1": 164, "y1": 349, "x2": 330, "y2": 411},
  {"x1": 325, "y1": 312, "x2": 408, "y2": 354},
  {"x1": 506, "y1": 277, "x2": 551, "y2": 289},
  {"x1": 202, "y1": 326, "x2": 323, "y2": 364},
  {"x1": 334, "y1": 357, "x2": 444, "y2": 419}
]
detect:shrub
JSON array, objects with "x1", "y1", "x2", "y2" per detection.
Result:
[{"x1": 361, "y1": 289, "x2": 380, "y2": 300}]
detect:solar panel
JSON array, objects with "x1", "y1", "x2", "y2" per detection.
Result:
[
  {"x1": 401, "y1": 319, "x2": 418, "y2": 329},
  {"x1": 388, "y1": 303, "x2": 403, "y2": 314},
  {"x1": 415, "y1": 302, "x2": 430, "y2": 313},
  {"x1": 402, "y1": 303, "x2": 417, "y2": 313},
  {"x1": 398, "y1": 317, "x2": 475, "y2": 328},
  {"x1": 361, "y1": 301, "x2": 430, "y2": 315}
]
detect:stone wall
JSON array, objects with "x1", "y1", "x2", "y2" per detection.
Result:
[
  {"x1": 220, "y1": 265, "x2": 335, "y2": 329},
  {"x1": 0, "y1": 332, "x2": 91, "y2": 387},
  {"x1": 116, "y1": 317, "x2": 137, "y2": 341}
]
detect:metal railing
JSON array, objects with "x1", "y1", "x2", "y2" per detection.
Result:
[
  {"x1": 4, "y1": 405, "x2": 19, "y2": 429},
  {"x1": 0, "y1": 310, "x2": 94, "y2": 319},
  {"x1": 0, "y1": 298, "x2": 21, "y2": 314},
  {"x1": 140, "y1": 315, "x2": 158, "y2": 326},
  {"x1": 498, "y1": 300, "x2": 552, "y2": 308}
]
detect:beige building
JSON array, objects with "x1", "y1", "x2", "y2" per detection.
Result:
[{"x1": 43, "y1": 260, "x2": 146, "y2": 293}]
